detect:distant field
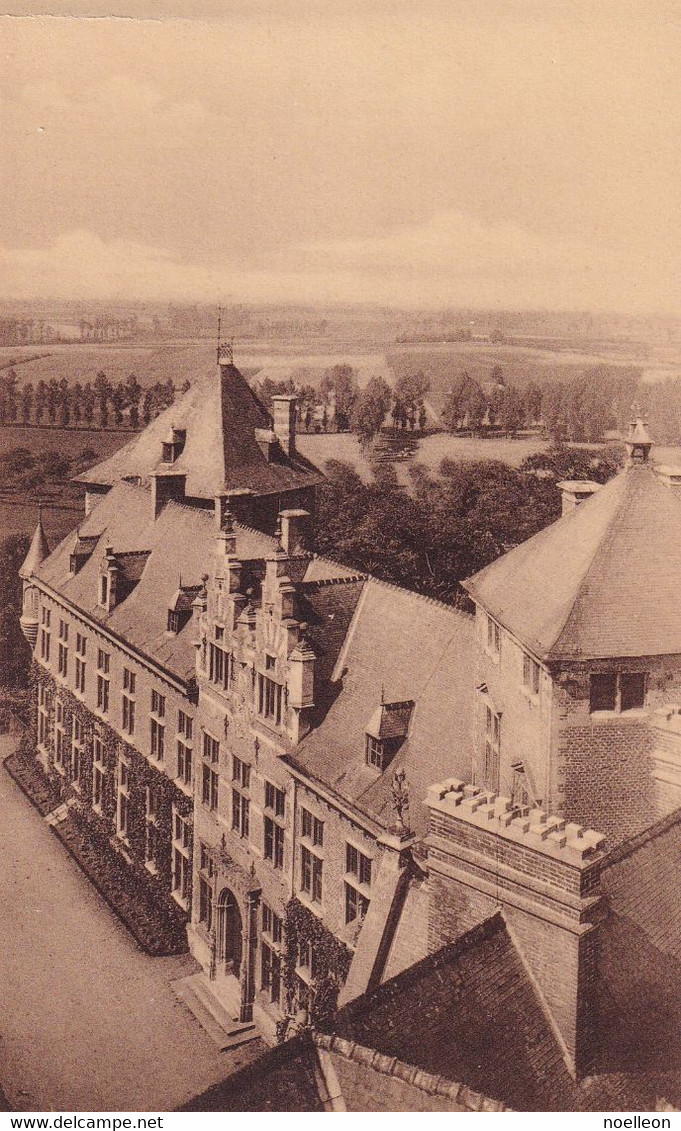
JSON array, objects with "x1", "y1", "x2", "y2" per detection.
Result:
[
  {"x1": 298, "y1": 429, "x2": 548, "y2": 483},
  {"x1": 0, "y1": 499, "x2": 82, "y2": 544},
  {"x1": 0, "y1": 425, "x2": 132, "y2": 462}
]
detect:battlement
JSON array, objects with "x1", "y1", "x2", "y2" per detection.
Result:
[{"x1": 427, "y1": 779, "x2": 606, "y2": 866}]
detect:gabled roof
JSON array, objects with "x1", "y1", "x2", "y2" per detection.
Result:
[
  {"x1": 31, "y1": 480, "x2": 279, "y2": 682},
  {"x1": 464, "y1": 463, "x2": 681, "y2": 661},
  {"x1": 290, "y1": 579, "x2": 474, "y2": 833},
  {"x1": 75, "y1": 362, "x2": 324, "y2": 500}
]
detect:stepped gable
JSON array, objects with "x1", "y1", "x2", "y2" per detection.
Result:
[
  {"x1": 464, "y1": 460, "x2": 681, "y2": 661},
  {"x1": 33, "y1": 479, "x2": 278, "y2": 682},
  {"x1": 75, "y1": 361, "x2": 324, "y2": 500},
  {"x1": 289, "y1": 578, "x2": 474, "y2": 834}
]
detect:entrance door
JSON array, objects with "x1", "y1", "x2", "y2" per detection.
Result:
[{"x1": 217, "y1": 889, "x2": 243, "y2": 977}]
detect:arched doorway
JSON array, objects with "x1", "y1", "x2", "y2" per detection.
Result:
[{"x1": 217, "y1": 888, "x2": 243, "y2": 977}]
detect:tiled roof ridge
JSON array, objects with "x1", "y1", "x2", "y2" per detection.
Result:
[
  {"x1": 601, "y1": 805, "x2": 681, "y2": 871},
  {"x1": 299, "y1": 574, "x2": 367, "y2": 589},
  {"x1": 312, "y1": 1032, "x2": 507, "y2": 1111},
  {"x1": 364, "y1": 574, "x2": 471, "y2": 620}
]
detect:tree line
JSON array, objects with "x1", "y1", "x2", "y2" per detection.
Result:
[
  {"x1": 314, "y1": 444, "x2": 623, "y2": 603},
  {"x1": 0, "y1": 369, "x2": 184, "y2": 430}
]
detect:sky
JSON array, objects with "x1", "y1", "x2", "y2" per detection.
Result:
[{"x1": 2, "y1": 0, "x2": 681, "y2": 311}]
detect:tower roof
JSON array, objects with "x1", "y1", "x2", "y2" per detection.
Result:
[
  {"x1": 19, "y1": 512, "x2": 50, "y2": 579},
  {"x1": 75, "y1": 361, "x2": 324, "y2": 499},
  {"x1": 463, "y1": 462, "x2": 681, "y2": 661}
]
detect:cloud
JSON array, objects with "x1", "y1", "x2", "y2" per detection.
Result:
[{"x1": 1, "y1": 216, "x2": 673, "y2": 312}]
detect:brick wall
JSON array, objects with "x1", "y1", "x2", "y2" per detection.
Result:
[{"x1": 426, "y1": 784, "x2": 605, "y2": 1076}]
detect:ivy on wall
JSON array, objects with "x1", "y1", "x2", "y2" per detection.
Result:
[
  {"x1": 29, "y1": 661, "x2": 194, "y2": 922},
  {"x1": 279, "y1": 897, "x2": 352, "y2": 1039}
]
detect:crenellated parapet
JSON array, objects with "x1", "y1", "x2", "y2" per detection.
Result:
[{"x1": 426, "y1": 778, "x2": 607, "y2": 1078}]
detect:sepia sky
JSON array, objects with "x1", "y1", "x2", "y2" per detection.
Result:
[{"x1": 1, "y1": 0, "x2": 681, "y2": 310}]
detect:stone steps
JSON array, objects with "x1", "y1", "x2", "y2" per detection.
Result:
[{"x1": 172, "y1": 972, "x2": 258, "y2": 1052}]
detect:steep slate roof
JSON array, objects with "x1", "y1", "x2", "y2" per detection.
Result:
[
  {"x1": 290, "y1": 580, "x2": 474, "y2": 833},
  {"x1": 19, "y1": 513, "x2": 50, "y2": 579},
  {"x1": 76, "y1": 362, "x2": 324, "y2": 499},
  {"x1": 464, "y1": 462, "x2": 681, "y2": 661},
  {"x1": 33, "y1": 480, "x2": 279, "y2": 682}
]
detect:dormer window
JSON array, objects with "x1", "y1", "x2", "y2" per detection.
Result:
[
  {"x1": 161, "y1": 427, "x2": 187, "y2": 465},
  {"x1": 99, "y1": 574, "x2": 108, "y2": 607},
  {"x1": 167, "y1": 610, "x2": 181, "y2": 634},
  {"x1": 166, "y1": 583, "x2": 201, "y2": 636},
  {"x1": 364, "y1": 699, "x2": 414, "y2": 772}
]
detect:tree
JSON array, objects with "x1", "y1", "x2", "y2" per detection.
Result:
[
  {"x1": 82, "y1": 383, "x2": 95, "y2": 426},
  {"x1": 20, "y1": 384, "x2": 33, "y2": 424},
  {"x1": 0, "y1": 533, "x2": 31, "y2": 690},
  {"x1": 321, "y1": 364, "x2": 359, "y2": 431},
  {"x1": 394, "y1": 370, "x2": 430, "y2": 414},
  {"x1": 498, "y1": 385, "x2": 526, "y2": 437},
  {"x1": 350, "y1": 376, "x2": 391, "y2": 447}
]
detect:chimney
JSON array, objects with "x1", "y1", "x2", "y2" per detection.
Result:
[
  {"x1": 279, "y1": 508, "x2": 312, "y2": 555},
  {"x1": 151, "y1": 472, "x2": 186, "y2": 519},
  {"x1": 426, "y1": 781, "x2": 606, "y2": 1079},
  {"x1": 656, "y1": 464, "x2": 681, "y2": 491},
  {"x1": 557, "y1": 480, "x2": 601, "y2": 517},
  {"x1": 271, "y1": 394, "x2": 297, "y2": 458}
]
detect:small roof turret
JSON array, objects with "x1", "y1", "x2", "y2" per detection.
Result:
[
  {"x1": 625, "y1": 406, "x2": 653, "y2": 464},
  {"x1": 20, "y1": 511, "x2": 50, "y2": 580}
]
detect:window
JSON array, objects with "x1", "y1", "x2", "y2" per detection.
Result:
[
  {"x1": 122, "y1": 668, "x2": 136, "y2": 735},
  {"x1": 209, "y1": 637, "x2": 231, "y2": 691},
  {"x1": 523, "y1": 653, "x2": 540, "y2": 696},
  {"x1": 177, "y1": 710, "x2": 193, "y2": 785},
  {"x1": 96, "y1": 649, "x2": 110, "y2": 715},
  {"x1": 264, "y1": 780, "x2": 286, "y2": 870},
  {"x1": 590, "y1": 671, "x2": 647, "y2": 714},
  {"x1": 345, "y1": 843, "x2": 372, "y2": 925},
  {"x1": 264, "y1": 817, "x2": 285, "y2": 870},
  {"x1": 484, "y1": 705, "x2": 501, "y2": 791},
  {"x1": 261, "y1": 903, "x2": 283, "y2": 1005},
  {"x1": 71, "y1": 717, "x2": 84, "y2": 787},
  {"x1": 257, "y1": 661, "x2": 282, "y2": 727},
  {"x1": 39, "y1": 606, "x2": 51, "y2": 662},
  {"x1": 99, "y1": 574, "x2": 108, "y2": 607},
  {"x1": 231, "y1": 755, "x2": 250, "y2": 839},
  {"x1": 265, "y1": 780, "x2": 286, "y2": 817},
  {"x1": 172, "y1": 808, "x2": 191, "y2": 907},
  {"x1": 92, "y1": 735, "x2": 106, "y2": 812},
  {"x1": 365, "y1": 735, "x2": 385, "y2": 770},
  {"x1": 57, "y1": 620, "x2": 68, "y2": 678},
  {"x1": 116, "y1": 755, "x2": 130, "y2": 842},
  {"x1": 199, "y1": 845, "x2": 217, "y2": 930},
  {"x1": 301, "y1": 808, "x2": 323, "y2": 847},
  {"x1": 54, "y1": 699, "x2": 68, "y2": 772},
  {"x1": 145, "y1": 788, "x2": 159, "y2": 871},
  {"x1": 487, "y1": 615, "x2": 501, "y2": 656},
  {"x1": 300, "y1": 845, "x2": 323, "y2": 904},
  {"x1": 38, "y1": 683, "x2": 49, "y2": 748},
  {"x1": 75, "y1": 633, "x2": 86, "y2": 694},
  {"x1": 201, "y1": 732, "x2": 219, "y2": 811},
  {"x1": 150, "y1": 689, "x2": 165, "y2": 761}
]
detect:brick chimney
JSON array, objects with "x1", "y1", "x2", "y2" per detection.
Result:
[
  {"x1": 271, "y1": 394, "x2": 297, "y2": 458},
  {"x1": 557, "y1": 480, "x2": 601, "y2": 517},
  {"x1": 426, "y1": 780, "x2": 606, "y2": 1078}
]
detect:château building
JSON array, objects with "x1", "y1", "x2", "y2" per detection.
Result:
[{"x1": 18, "y1": 363, "x2": 681, "y2": 1109}]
